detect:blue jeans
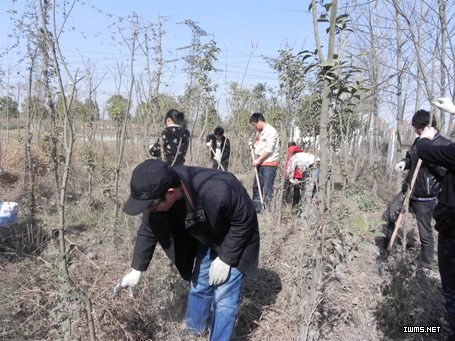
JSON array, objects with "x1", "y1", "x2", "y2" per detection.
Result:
[
  {"x1": 252, "y1": 165, "x2": 277, "y2": 213},
  {"x1": 185, "y1": 245, "x2": 244, "y2": 341}
]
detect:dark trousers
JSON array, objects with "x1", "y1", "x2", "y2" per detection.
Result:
[
  {"x1": 284, "y1": 181, "x2": 303, "y2": 207},
  {"x1": 409, "y1": 199, "x2": 436, "y2": 269},
  {"x1": 212, "y1": 160, "x2": 228, "y2": 171},
  {"x1": 438, "y1": 233, "x2": 455, "y2": 336},
  {"x1": 252, "y1": 165, "x2": 277, "y2": 213}
]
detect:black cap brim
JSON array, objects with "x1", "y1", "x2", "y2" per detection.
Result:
[{"x1": 123, "y1": 196, "x2": 154, "y2": 216}]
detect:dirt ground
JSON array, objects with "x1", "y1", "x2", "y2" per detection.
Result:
[
  {"x1": 0, "y1": 203, "x2": 451, "y2": 341},
  {"x1": 0, "y1": 140, "x2": 452, "y2": 340}
]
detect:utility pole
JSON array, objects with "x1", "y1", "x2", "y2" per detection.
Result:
[{"x1": 177, "y1": 19, "x2": 208, "y2": 87}]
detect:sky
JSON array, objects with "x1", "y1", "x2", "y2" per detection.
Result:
[{"x1": 0, "y1": 0, "x2": 315, "y2": 116}]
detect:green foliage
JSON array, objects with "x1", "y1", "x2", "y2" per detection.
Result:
[
  {"x1": 298, "y1": 48, "x2": 369, "y2": 146},
  {"x1": 135, "y1": 101, "x2": 154, "y2": 124},
  {"x1": 227, "y1": 82, "x2": 279, "y2": 133},
  {"x1": 158, "y1": 94, "x2": 182, "y2": 113},
  {"x1": 80, "y1": 146, "x2": 96, "y2": 174},
  {"x1": 106, "y1": 94, "x2": 130, "y2": 126},
  {"x1": 22, "y1": 96, "x2": 50, "y2": 120},
  {"x1": 354, "y1": 192, "x2": 382, "y2": 212},
  {"x1": 55, "y1": 95, "x2": 98, "y2": 123},
  {"x1": 180, "y1": 39, "x2": 220, "y2": 127},
  {"x1": 98, "y1": 162, "x2": 118, "y2": 197},
  {"x1": 265, "y1": 48, "x2": 308, "y2": 109},
  {"x1": 295, "y1": 94, "x2": 321, "y2": 137},
  {"x1": 0, "y1": 96, "x2": 19, "y2": 118},
  {"x1": 265, "y1": 48, "x2": 314, "y2": 136},
  {"x1": 135, "y1": 94, "x2": 182, "y2": 127},
  {"x1": 200, "y1": 105, "x2": 221, "y2": 129},
  {"x1": 39, "y1": 129, "x2": 63, "y2": 163},
  {"x1": 193, "y1": 40, "x2": 220, "y2": 94},
  {"x1": 83, "y1": 98, "x2": 100, "y2": 122}
]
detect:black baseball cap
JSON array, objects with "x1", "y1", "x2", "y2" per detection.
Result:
[{"x1": 123, "y1": 159, "x2": 180, "y2": 216}]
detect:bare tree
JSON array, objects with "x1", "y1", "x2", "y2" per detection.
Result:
[{"x1": 35, "y1": 1, "x2": 96, "y2": 339}]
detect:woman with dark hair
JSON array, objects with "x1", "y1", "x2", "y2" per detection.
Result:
[{"x1": 149, "y1": 109, "x2": 190, "y2": 167}]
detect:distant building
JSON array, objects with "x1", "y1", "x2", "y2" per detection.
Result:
[
  {"x1": 378, "y1": 118, "x2": 389, "y2": 140},
  {"x1": 378, "y1": 118, "x2": 415, "y2": 144},
  {"x1": 398, "y1": 120, "x2": 415, "y2": 142}
]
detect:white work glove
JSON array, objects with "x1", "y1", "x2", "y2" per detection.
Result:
[
  {"x1": 206, "y1": 141, "x2": 212, "y2": 147},
  {"x1": 248, "y1": 138, "x2": 253, "y2": 147},
  {"x1": 209, "y1": 257, "x2": 230, "y2": 286},
  {"x1": 113, "y1": 269, "x2": 142, "y2": 298},
  {"x1": 394, "y1": 161, "x2": 405, "y2": 173},
  {"x1": 289, "y1": 178, "x2": 299, "y2": 185},
  {"x1": 420, "y1": 126, "x2": 437, "y2": 140},
  {"x1": 432, "y1": 97, "x2": 455, "y2": 114}
]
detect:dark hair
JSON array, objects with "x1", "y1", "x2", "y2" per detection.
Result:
[
  {"x1": 214, "y1": 126, "x2": 224, "y2": 136},
  {"x1": 249, "y1": 112, "x2": 265, "y2": 124},
  {"x1": 165, "y1": 109, "x2": 185, "y2": 126},
  {"x1": 412, "y1": 109, "x2": 437, "y2": 128},
  {"x1": 288, "y1": 142, "x2": 297, "y2": 147}
]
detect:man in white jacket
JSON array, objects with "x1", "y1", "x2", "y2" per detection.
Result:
[{"x1": 249, "y1": 113, "x2": 280, "y2": 213}]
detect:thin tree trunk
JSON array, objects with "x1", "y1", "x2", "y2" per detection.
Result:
[
  {"x1": 112, "y1": 26, "x2": 138, "y2": 241},
  {"x1": 311, "y1": 0, "x2": 338, "y2": 213},
  {"x1": 438, "y1": 0, "x2": 448, "y2": 134}
]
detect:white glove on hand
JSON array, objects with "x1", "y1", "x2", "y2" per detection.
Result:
[
  {"x1": 113, "y1": 269, "x2": 142, "y2": 298},
  {"x1": 433, "y1": 97, "x2": 455, "y2": 114},
  {"x1": 206, "y1": 141, "x2": 212, "y2": 147},
  {"x1": 209, "y1": 257, "x2": 230, "y2": 286},
  {"x1": 289, "y1": 178, "x2": 299, "y2": 185},
  {"x1": 420, "y1": 126, "x2": 437, "y2": 140},
  {"x1": 394, "y1": 161, "x2": 406, "y2": 173}
]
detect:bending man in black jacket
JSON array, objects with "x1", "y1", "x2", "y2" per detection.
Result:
[
  {"x1": 113, "y1": 159, "x2": 259, "y2": 341},
  {"x1": 394, "y1": 110, "x2": 450, "y2": 276},
  {"x1": 417, "y1": 97, "x2": 455, "y2": 340},
  {"x1": 206, "y1": 126, "x2": 231, "y2": 171}
]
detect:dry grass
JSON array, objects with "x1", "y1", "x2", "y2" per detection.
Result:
[{"x1": 0, "y1": 135, "x2": 452, "y2": 340}]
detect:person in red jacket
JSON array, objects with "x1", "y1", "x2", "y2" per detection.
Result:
[
  {"x1": 284, "y1": 142, "x2": 305, "y2": 206},
  {"x1": 113, "y1": 160, "x2": 259, "y2": 340}
]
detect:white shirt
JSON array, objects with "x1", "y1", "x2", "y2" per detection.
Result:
[
  {"x1": 287, "y1": 152, "x2": 315, "y2": 179},
  {"x1": 253, "y1": 123, "x2": 280, "y2": 164}
]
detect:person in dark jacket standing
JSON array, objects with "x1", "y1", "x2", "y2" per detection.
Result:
[
  {"x1": 394, "y1": 109, "x2": 450, "y2": 276},
  {"x1": 149, "y1": 109, "x2": 190, "y2": 166},
  {"x1": 417, "y1": 97, "x2": 455, "y2": 340},
  {"x1": 206, "y1": 126, "x2": 231, "y2": 171},
  {"x1": 113, "y1": 159, "x2": 259, "y2": 341}
]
